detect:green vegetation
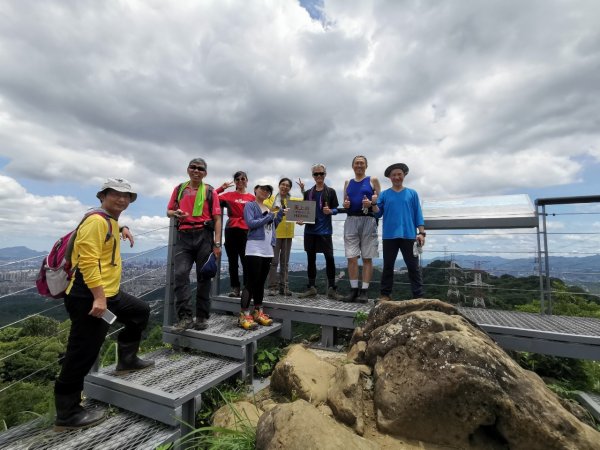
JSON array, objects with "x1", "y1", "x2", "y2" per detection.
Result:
[
  {"x1": 182, "y1": 392, "x2": 256, "y2": 450},
  {"x1": 353, "y1": 311, "x2": 369, "y2": 327},
  {"x1": 196, "y1": 381, "x2": 248, "y2": 428},
  {"x1": 515, "y1": 353, "x2": 600, "y2": 395},
  {"x1": 255, "y1": 347, "x2": 282, "y2": 378},
  {"x1": 0, "y1": 314, "x2": 163, "y2": 428},
  {"x1": 515, "y1": 281, "x2": 600, "y2": 318}
]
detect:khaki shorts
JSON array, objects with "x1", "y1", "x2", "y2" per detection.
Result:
[{"x1": 343, "y1": 216, "x2": 379, "y2": 259}]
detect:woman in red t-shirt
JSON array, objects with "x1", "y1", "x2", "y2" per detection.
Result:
[{"x1": 216, "y1": 171, "x2": 255, "y2": 297}]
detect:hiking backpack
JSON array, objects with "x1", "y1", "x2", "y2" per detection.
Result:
[{"x1": 36, "y1": 209, "x2": 115, "y2": 299}]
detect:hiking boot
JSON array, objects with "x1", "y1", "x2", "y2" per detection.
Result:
[
  {"x1": 356, "y1": 289, "x2": 368, "y2": 303},
  {"x1": 342, "y1": 288, "x2": 359, "y2": 303},
  {"x1": 280, "y1": 288, "x2": 293, "y2": 296},
  {"x1": 299, "y1": 286, "x2": 318, "y2": 298},
  {"x1": 378, "y1": 295, "x2": 392, "y2": 302},
  {"x1": 228, "y1": 287, "x2": 241, "y2": 298},
  {"x1": 174, "y1": 317, "x2": 193, "y2": 331},
  {"x1": 193, "y1": 318, "x2": 209, "y2": 331},
  {"x1": 54, "y1": 392, "x2": 105, "y2": 432},
  {"x1": 238, "y1": 313, "x2": 258, "y2": 330},
  {"x1": 327, "y1": 287, "x2": 343, "y2": 300},
  {"x1": 115, "y1": 341, "x2": 155, "y2": 375},
  {"x1": 252, "y1": 310, "x2": 273, "y2": 326},
  {"x1": 267, "y1": 288, "x2": 279, "y2": 296}
]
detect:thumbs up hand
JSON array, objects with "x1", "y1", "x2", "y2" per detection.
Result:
[
  {"x1": 361, "y1": 195, "x2": 371, "y2": 209},
  {"x1": 371, "y1": 192, "x2": 378, "y2": 205},
  {"x1": 323, "y1": 202, "x2": 332, "y2": 215}
]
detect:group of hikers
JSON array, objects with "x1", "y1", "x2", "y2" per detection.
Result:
[
  {"x1": 52, "y1": 155, "x2": 426, "y2": 430},
  {"x1": 167, "y1": 155, "x2": 426, "y2": 331}
]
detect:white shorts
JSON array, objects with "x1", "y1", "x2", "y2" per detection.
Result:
[{"x1": 344, "y1": 216, "x2": 379, "y2": 259}]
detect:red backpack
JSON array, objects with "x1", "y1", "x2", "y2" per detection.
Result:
[{"x1": 36, "y1": 209, "x2": 115, "y2": 299}]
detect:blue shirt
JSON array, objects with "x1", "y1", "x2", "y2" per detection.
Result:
[
  {"x1": 345, "y1": 176, "x2": 374, "y2": 214},
  {"x1": 375, "y1": 187, "x2": 424, "y2": 239}
]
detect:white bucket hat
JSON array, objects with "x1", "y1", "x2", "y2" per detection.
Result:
[{"x1": 96, "y1": 178, "x2": 138, "y2": 202}]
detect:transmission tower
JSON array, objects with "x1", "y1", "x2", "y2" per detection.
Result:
[
  {"x1": 446, "y1": 259, "x2": 463, "y2": 304},
  {"x1": 465, "y1": 260, "x2": 491, "y2": 308}
]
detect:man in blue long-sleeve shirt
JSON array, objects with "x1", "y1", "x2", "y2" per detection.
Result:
[{"x1": 372, "y1": 163, "x2": 426, "y2": 300}]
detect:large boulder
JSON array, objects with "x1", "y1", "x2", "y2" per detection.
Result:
[
  {"x1": 327, "y1": 363, "x2": 372, "y2": 435},
  {"x1": 359, "y1": 300, "x2": 600, "y2": 449},
  {"x1": 270, "y1": 344, "x2": 337, "y2": 404},
  {"x1": 255, "y1": 399, "x2": 379, "y2": 450},
  {"x1": 212, "y1": 401, "x2": 262, "y2": 431}
]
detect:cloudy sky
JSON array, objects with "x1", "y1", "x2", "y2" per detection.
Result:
[{"x1": 1, "y1": 0, "x2": 599, "y2": 263}]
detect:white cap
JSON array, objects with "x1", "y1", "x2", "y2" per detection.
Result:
[
  {"x1": 254, "y1": 177, "x2": 276, "y2": 194},
  {"x1": 96, "y1": 178, "x2": 138, "y2": 202}
]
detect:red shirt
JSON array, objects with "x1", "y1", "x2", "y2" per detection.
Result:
[
  {"x1": 168, "y1": 184, "x2": 222, "y2": 230},
  {"x1": 216, "y1": 187, "x2": 255, "y2": 230}
]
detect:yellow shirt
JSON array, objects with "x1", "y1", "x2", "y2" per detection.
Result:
[
  {"x1": 265, "y1": 195, "x2": 302, "y2": 239},
  {"x1": 66, "y1": 214, "x2": 121, "y2": 297}
]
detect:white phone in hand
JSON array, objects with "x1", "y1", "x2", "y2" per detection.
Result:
[{"x1": 102, "y1": 309, "x2": 117, "y2": 325}]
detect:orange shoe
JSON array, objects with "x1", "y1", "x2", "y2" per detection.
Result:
[
  {"x1": 252, "y1": 309, "x2": 273, "y2": 326},
  {"x1": 238, "y1": 313, "x2": 258, "y2": 330}
]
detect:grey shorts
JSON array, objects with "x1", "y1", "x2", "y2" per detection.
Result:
[{"x1": 344, "y1": 216, "x2": 379, "y2": 259}]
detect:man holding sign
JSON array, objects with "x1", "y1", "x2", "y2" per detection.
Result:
[{"x1": 297, "y1": 164, "x2": 342, "y2": 299}]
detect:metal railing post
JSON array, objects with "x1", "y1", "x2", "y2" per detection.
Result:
[
  {"x1": 163, "y1": 218, "x2": 178, "y2": 327},
  {"x1": 536, "y1": 204, "x2": 545, "y2": 314},
  {"x1": 541, "y1": 205, "x2": 552, "y2": 314},
  {"x1": 211, "y1": 217, "x2": 224, "y2": 297}
]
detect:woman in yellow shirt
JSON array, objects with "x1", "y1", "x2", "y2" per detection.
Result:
[{"x1": 265, "y1": 177, "x2": 302, "y2": 296}]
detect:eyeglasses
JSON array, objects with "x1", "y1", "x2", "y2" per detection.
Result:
[
  {"x1": 312, "y1": 172, "x2": 326, "y2": 177},
  {"x1": 235, "y1": 177, "x2": 247, "y2": 181},
  {"x1": 188, "y1": 165, "x2": 206, "y2": 172}
]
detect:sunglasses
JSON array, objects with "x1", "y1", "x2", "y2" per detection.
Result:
[
  {"x1": 312, "y1": 172, "x2": 326, "y2": 177},
  {"x1": 235, "y1": 177, "x2": 247, "y2": 181},
  {"x1": 188, "y1": 165, "x2": 206, "y2": 172}
]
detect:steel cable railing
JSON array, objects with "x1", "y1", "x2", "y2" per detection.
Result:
[
  {"x1": 0, "y1": 283, "x2": 167, "y2": 396},
  {"x1": 0, "y1": 254, "x2": 46, "y2": 268},
  {"x1": 0, "y1": 304, "x2": 65, "y2": 331}
]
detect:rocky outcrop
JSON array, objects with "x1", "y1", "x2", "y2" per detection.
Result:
[
  {"x1": 255, "y1": 399, "x2": 379, "y2": 450},
  {"x1": 327, "y1": 363, "x2": 371, "y2": 435},
  {"x1": 212, "y1": 401, "x2": 262, "y2": 431},
  {"x1": 270, "y1": 344, "x2": 336, "y2": 405},
  {"x1": 353, "y1": 300, "x2": 600, "y2": 450}
]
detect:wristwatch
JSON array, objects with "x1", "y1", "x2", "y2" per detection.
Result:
[
  {"x1": 418, "y1": 231, "x2": 427, "y2": 237},
  {"x1": 214, "y1": 242, "x2": 222, "y2": 248}
]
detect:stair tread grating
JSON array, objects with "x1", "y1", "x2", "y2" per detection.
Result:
[
  {"x1": 0, "y1": 400, "x2": 177, "y2": 450},
  {"x1": 459, "y1": 307, "x2": 600, "y2": 336},
  {"x1": 215, "y1": 293, "x2": 372, "y2": 313},
  {"x1": 169, "y1": 312, "x2": 282, "y2": 340},
  {"x1": 90, "y1": 348, "x2": 244, "y2": 397}
]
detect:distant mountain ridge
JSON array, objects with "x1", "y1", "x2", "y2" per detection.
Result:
[{"x1": 0, "y1": 246, "x2": 46, "y2": 259}]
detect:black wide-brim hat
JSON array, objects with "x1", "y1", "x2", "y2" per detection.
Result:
[{"x1": 384, "y1": 163, "x2": 409, "y2": 177}]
